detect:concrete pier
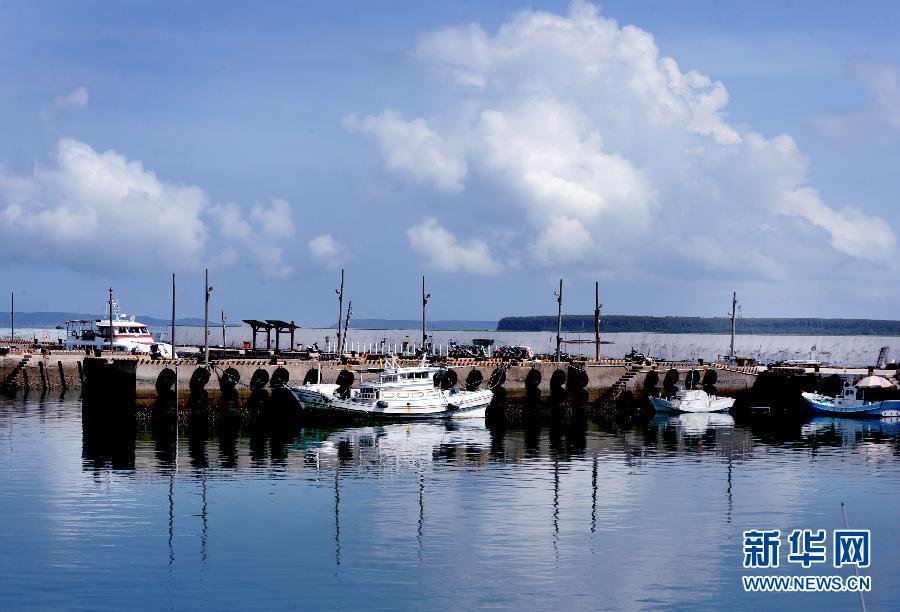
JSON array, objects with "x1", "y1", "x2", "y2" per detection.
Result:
[{"x1": 2, "y1": 351, "x2": 761, "y2": 395}]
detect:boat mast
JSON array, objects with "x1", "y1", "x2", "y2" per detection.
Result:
[
  {"x1": 172, "y1": 273, "x2": 178, "y2": 416},
  {"x1": 108, "y1": 287, "x2": 114, "y2": 353},
  {"x1": 555, "y1": 278, "x2": 563, "y2": 363},
  {"x1": 421, "y1": 275, "x2": 430, "y2": 355},
  {"x1": 729, "y1": 290, "x2": 737, "y2": 360},
  {"x1": 9, "y1": 292, "x2": 13, "y2": 342},
  {"x1": 336, "y1": 269, "x2": 344, "y2": 357},
  {"x1": 594, "y1": 281, "x2": 602, "y2": 361},
  {"x1": 204, "y1": 268, "x2": 212, "y2": 363},
  {"x1": 221, "y1": 309, "x2": 227, "y2": 348}
]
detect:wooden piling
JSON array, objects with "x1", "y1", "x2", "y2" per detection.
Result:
[
  {"x1": 58, "y1": 360, "x2": 68, "y2": 391},
  {"x1": 38, "y1": 361, "x2": 48, "y2": 391}
]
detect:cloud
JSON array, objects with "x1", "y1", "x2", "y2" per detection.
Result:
[
  {"x1": 211, "y1": 198, "x2": 296, "y2": 277},
  {"x1": 406, "y1": 217, "x2": 502, "y2": 275},
  {"x1": 0, "y1": 139, "x2": 297, "y2": 276},
  {"x1": 348, "y1": 1, "x2": 897, "y2": 277},
  {"x1": 41, "y1": 86, "x2": 89, "y2": 121},
  {"x1": 308, "y1": 234, "x2": 345, "y2": 269},
  {"x1": 343, "y1": 110, "x2": 466, "y2": 192},
  {"x1": 813, "y1": 60, "x2": 900, "y2": 138}
]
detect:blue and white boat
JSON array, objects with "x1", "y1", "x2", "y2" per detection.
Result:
[{"x1": 802, "y1": 376, "x2": 900, "y2": 417}]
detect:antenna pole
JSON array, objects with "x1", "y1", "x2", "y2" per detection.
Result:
[
  {"x1": 594, "y1": 281, "x2": 601, "y2": 361},
  {"x1": 108, "y1": 287, "x2": 114, "y2": 353},
  {"x1": 9, "y1": 292, "x2": 13, "y2": 342},
  {"x1": 221, "y1": 309, "x2": 227, "y2": 348},
  {"x1": 421, "y1": 275, "x2": 428, "y2": 352},
  {"x1": 172, "y1": 273, "x2": 178, "y2": 419},
  {"x1": 203, "y1": 268, "x2": 211, "y2": 363},
  {"x1": 336, "y1": 269, "x2": 344, "y2": 358},
  {"x1": 555, "y1": 278, "x2": 563, "y2": 363},
  {"x1": 730, "y1": 290, "x2": 737, "y2": 360}
]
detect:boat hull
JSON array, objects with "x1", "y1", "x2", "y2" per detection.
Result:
[
  {"x1": 649, "y1": 395, "x2": 734, "y2": 414},
  {"x1": 289, "y1": 385, "x2": 492, "y2": 420},
  {"x1": 802, "y1": 393, "x2": 900, "y2": 417}
]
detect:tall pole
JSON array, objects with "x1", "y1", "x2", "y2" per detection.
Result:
[
  {"x1": 421, "y1": 276, "x2": 430, "y2": 354},
  {"x1": 729, "y1": 290, "x2": 737, "y2": 360},
  {"x1": 594, "y1": 281, "x2": 601, "y2": 361},
  {"x1": 172, "y1": 273, "x2": 178, "y2": 419},
  {"x1": 336, "y1": 269, "x2": 344, "y2": 356},
  {"x1": 203, "y1": 268, "x2": 212, "y2": 363},
  {"x1": 9, "y1": 292, "x2": 13, "y2": 342},
  {"x1": 108, "y1": 287, "x2": 114, "y2": 353},
  {"x1": 555, "y1": 278, "x2": 563, "y2": 363},
  {"x1": 221, "y1": 310, "x2": 227, "y2": 348}
]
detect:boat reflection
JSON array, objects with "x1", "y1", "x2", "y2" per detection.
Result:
[
  {"x1": 301, "y1": 418, "x2": 491, "y2": 469},
  {"x1": 649, "y1": 412, "x2": 735, "y2": 437},
  {"x1": 801, "y1": 415, "x2": 900, "y2": 446}
]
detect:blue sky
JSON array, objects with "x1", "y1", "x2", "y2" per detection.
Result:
[{"x1": 2, "y1": 1, "x2": 900, "y2": 323}]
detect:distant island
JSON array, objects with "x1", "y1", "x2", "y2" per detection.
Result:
[{"x1": 497, "y1": 315, "x2": 900, "y2": 336}]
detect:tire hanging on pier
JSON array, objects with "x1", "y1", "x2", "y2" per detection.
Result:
[
  {"x1": 220, "y1": 367, "x2": 240, "y2": 390},
  {"x1": 643, "y1": 369, "x2": 659, "y2": 392},
  {"x1": 250, "y1": 368, "x2": 270, "y2": 390},
  {"x1": 489, "y1": 366, "x2": 507, "y2": 389},
  {"x1": 702, "y1": 368, "x2": 718, "y2": 387},
  {"x1": 663, "y1": 368, "x2": 679, "y2": 389},
  {"x1": 439, "y1": 369, "x2": 458, "y2": 390},
  {"x1": 465, "y1": 369, "x2": 484, "y2": 391},
  {"x1": 303, "y1": 368, "x2": 319, "y2": 385},
  {"x1": 567, "y1": 364, "x2": 589, "y2": 391},
  {"x1": 190, "y1": 367, "x2": 211, "y2": 392},
  {"x1": 550, "y1": 368, "x2": 567, "y2": 390},
  {"x1": 270, "y1": 367, "x2": 290, "y2": 388},
  {"x1": 155, "y1": 368, "x2": 176, "y2": 394},
  {"x1": 685, "y1": 369, "x2": 700, "y2": 390},
  {"x1": 525, "y1": 368, "x2": 542, "y2": 390}
]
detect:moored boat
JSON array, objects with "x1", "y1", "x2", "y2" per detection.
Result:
[
  {"x1": 650, "y1": 389, "x2": 735, "y2": 413},
  {"x1": 802, "y1": 376, "x2": 900, "y2": 417},
  {"x1": 288, "y1": 357, "x2": 493, "y2": 420},
  {"x1": 64, "y1": 301, "x2": 175, "y2": 358}
]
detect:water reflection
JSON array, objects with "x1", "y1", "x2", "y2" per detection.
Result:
[{"x1": 4, "y1": 394, "x2": 900, "y2": 610}]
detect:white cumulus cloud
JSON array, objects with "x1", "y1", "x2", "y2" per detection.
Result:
[
  {"x1": 406, "y1": 217, "x2": 502, "y2": 275},
  {"x1": 308, "y1": 234, "x2": 345, "y2": 269},
  {"x1": 0, "y1": 139, "x2": 298, "y2": 277},
  {"x1": 343, "y1": 110, "x2": 467, "y2": 192},
  {"x1": 348, "y1": 1, "x2": 897, "y2": 278}
]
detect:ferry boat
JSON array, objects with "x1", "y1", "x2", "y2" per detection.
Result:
[
  {"x1": 650, "y1": 389, "x2": 735, "y2": 413},
  {"x1": 802, "y1": 376, "x2": 900, "y2": 417},
  {"x1": 64, "y1": 303, "x2": 175, "y2": 358},
  {"x1": 288, "y1": 357, "x2": 493, "y2": 420}
]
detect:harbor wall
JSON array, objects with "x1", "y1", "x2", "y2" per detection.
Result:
[{"x1": 2, "y1": 351, "x2": 760, "y2": 395}]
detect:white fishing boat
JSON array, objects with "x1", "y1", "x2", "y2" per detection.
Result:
[
  {"x1": 64, "y1": 301, "x2": 175, "y2": 358},
  {"x1": 650, "y1": 389, "x2": 735, "y2": 413},
  {"x1": 288, "y1": 356, "x2": 493, "y2": 419},
  {"x1": 802, "y1": 376, "x2": 900, "y2": 417}
]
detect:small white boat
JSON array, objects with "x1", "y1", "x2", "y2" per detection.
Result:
[
  {"x1": 650, "y1": 389, "x2": 734, "y2": 413},
  {"x1": 288, "y1": 357, "x2": 493, "y2": 420}
]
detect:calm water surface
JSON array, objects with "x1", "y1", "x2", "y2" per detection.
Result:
[{"x1": 2, "y1": 394, "x2": 899, "y2": 610}]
